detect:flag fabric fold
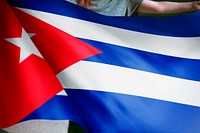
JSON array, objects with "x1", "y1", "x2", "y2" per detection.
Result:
[
  {"x1": 1, "y1": 0, "x2": 99, "y2": 129},
  {"x1": 3, "y1": 0, "x2": 200, "y2": 132},
  {"x1": 0, "y1": 0, "x2": 64, "y2": 128}
]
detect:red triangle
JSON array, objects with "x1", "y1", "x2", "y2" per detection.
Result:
[
  {"x1": 0, "y1": 1, "x2": 63, "y2": 128},
  {"x1": 11, "y1": 7, "x2": 102, "y2": 74}
]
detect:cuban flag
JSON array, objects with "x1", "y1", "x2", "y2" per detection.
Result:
[{"x1": 3, "y1": 0, "x2": 200, "y2": 132}]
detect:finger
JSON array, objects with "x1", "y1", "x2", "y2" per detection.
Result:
[
  {"x1": 194, "y1": 1, "x2": 200, "y2": 9},
  {"x1": 85, "y1": 0, "x2": 92, "y2": 9}
]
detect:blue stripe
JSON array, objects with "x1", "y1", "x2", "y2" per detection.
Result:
[
  {"x1": 23, "y1": 89, "x2": 200, "y2": 132},
  {"x1": 83, "y1": 39, "x2": 200, "y2": 81},
  {"x1": 8, "y1": 1, "x2": 200, "y2": 132},
  {"x1": 7, "y1": 0, "x2": 200, "y2": 37},
  {"x1": 22, "y1": 95, "x2": 84, "y2": 126},
  {"x1": 65, "y1": 89, "x2": 200, "y2": 133}
]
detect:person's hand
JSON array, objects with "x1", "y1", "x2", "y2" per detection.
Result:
[
  {"x1": 193, "y1": 1, "x2": 200, "y2": 10},
  {"x1": 77, "y1": 0, "x2": 91, "y2": 9}
]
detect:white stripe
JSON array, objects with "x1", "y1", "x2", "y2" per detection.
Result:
[
  {"x1": 3, "y1": 120, "x2": 69, "y2": 133},
  {"x1": 57, "y1": 61, "x2": 200, "y2": 107},
  {"x1": 18, "y1": 8, "x2": 200, "y2": 59},
  {"x1": 56, "y1": 90, "x2": 68, "y2": 96}
]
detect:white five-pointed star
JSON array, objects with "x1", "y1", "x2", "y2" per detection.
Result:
[{"x1": 5, "y1": 28, "x2": 42, "y2": 63}]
